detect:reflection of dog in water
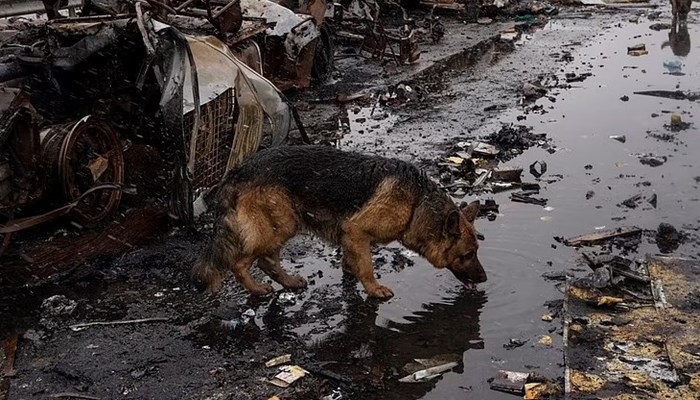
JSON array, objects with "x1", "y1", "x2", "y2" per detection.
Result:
[
  {"x1": 193, "y1": 145, "x2": 487, "y2": 300},
  {"x1": 662, "y1": 0, "x2": 692, "y2": 56}
]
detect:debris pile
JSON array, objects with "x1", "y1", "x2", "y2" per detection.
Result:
[
  {"x1": 435, "y1": 123, "x2": 553, "y2": 211},
  {"x1": 655, "y1": 222, "x2": 681, "y2": 253},
  {"x1": 565, "y1": 256, "x2": 700, "y2": 399},
  {"x1": 482, "y1": 124, "x2": 551, "y2": 161}
]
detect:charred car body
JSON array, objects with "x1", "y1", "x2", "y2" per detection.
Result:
[
  {"x1": 72, "y1": 0, "x2": 336, "y2": 90},
  {"x1": 0, "y1": 1, "x2": 319, "y2": 260}
]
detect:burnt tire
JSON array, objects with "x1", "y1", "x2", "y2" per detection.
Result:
[{"x1": 312, "y1": 24, "x2": 335, "y2": 83}]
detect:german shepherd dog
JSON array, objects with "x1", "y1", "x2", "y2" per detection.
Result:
[{"x1": 193, "y1": 145, "x2": 487, "y2": 299}]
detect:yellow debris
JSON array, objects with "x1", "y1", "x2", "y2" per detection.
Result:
[
  {"x1": 628, "y1": 49, "x2": 648, "y2": 56},
  {"x1": 265, "y1": 354, "x2": 292, "y2": 368},
  {"x1": 622, "y1": 371, "x2": 656, "y2": 391},
  {"x1": 570, "y1": 370, "x2": 606, "y2": 393},
  {"x1": 568, "y1": 286, "x2": 598, "y2": 303},
  {"x1": 541, "y1": 314, "x2": 554, "y2": 322},
  {"x1": 597, "y1": 296, "x2": 624, "y2": 307},
  {"x1": 687, "y1": 373, "x2": 700, "y2": 392},
  {"x1": 523, "y1": 382, "x2": 560, "y2": 399},
  {"x1": 538, "y1": 335, "x2": 553, "y2": 346},
  {"x1": 671, "y1": 113, "x2": 683, "y2": 127}
]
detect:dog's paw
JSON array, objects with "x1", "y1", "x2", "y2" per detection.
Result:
[
  {"x1": 250, "y1": 282, "x2": 274, "y2": 296},
  {"x1": 283, "y1": 275, "x2": 308, "y2": 290},
  {"x1": 367, "y1": 285, "x2": 394, "y2": 300}
]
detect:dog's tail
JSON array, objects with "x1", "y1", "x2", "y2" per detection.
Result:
[
  {"x1": 192, "y1": 211, "x2": 242, "y2": 294},
  {"x1": 192, "y1": 170, "x2": 249, "y2": 293},
  {"x1": 192, "y1": 253, "x2": 225, "y2": 294}
]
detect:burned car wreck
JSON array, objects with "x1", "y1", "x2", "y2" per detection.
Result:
[
  {"x1": 0, "y1": 5, "x2": 305, "y2": 264},
  {"x1": 74, "y1": 0, "x2": 336, "y2": 90}
]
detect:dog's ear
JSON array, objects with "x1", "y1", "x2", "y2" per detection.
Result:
[
  {"x1": 460, "y1": 200, "x2": 480, "y2": 223},
  {"x1": 444, "y1": 210, "x2": 461, "y2": 237}
]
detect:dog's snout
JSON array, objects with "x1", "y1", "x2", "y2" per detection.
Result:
[
  {"x1": 450, "y1": 259, "x2": 487, "y2": 286},
  {"x1": 473, "y1": 258, "x2": 487, "y2": 283}
]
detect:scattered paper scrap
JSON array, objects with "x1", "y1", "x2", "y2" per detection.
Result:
[{"x1": 269, "y1": 365, "x2": 308, "y2": 388}]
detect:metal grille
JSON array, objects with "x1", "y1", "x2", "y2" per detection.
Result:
[
  {"x1": 227, "y1": 102, "x2": 263, "y2": 169},
  {"x1": 184, "y1": 88, "x2": 235, "y2": 189}
]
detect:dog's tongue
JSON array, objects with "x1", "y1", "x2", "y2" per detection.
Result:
[{"x1": 463, "y1": 282, "x2": 477, "y2": 290}]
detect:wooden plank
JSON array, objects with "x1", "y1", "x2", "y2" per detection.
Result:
[{"x1": 563, "y1": 226, "x2": 641, "y2": 246}]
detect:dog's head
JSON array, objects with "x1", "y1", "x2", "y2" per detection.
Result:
[{"x1": 436, "y1": 201, "x2": 486, "y2": 289}]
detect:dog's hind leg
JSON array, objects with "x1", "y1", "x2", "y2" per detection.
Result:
[
  {"x1": 341, "y1": 232, "x2": 394, "y2": 299},
  {"x1": 257, "y1": 251, "x2": 307, "y2": 290},
  {"x1": 232, "y1": 255, "x2": 274, "y2": 295},
  {"x1": 341, "y1": 257, "x2": 355, "y2": 278}
]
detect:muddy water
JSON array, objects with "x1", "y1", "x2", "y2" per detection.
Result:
[{"x1": 285, "y1": 7, "x2": 700, "y2": 400}]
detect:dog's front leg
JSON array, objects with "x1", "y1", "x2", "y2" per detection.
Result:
[{"x1": 341, "y1": 233, "x2": 394, "y2": 300}]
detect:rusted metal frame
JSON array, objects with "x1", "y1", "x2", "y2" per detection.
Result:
[
  {"x1": 135, "y1": 2, "x2": 156, "y2": 55},
  {"x1": 204, "y1": 0, "x2": 214, "y2": 23},
  {"x1": 47, "y1": 13, "x2": 135, "y2": 23},
  {"x1": 367, "y1": 23, "x2": 417, "y2": 65},
  {"x1": 175, "y1": 0, "x2": 196, "y2": 12},
  {"x1": 151, "y1": 27, "x2": 193, "y2": 222},
  {"x1": 378, "y1": 23, "x2": 401, "y2": 65},
  {"x1": 363, "y1": 21, "x2": 400, "y2": 65},
  {"x1": 0, "y1": 183, "x2": 132, "y2": 235},
  {"x1": 183, "y1": 39, "x2": 201, "y2": 182},
  {"x1": 356, "y1": 5, "x2": 401, "y2": 65},
  {"x1": 177, "y1": 9, "x2": 209, "y2": 18},
  {"x1": 171, "y1": 0, "x2": 241, "y2": 35},
  {"x1": 173, "y1": 0, "x2": 240, "y2": 18},
  {"x1": 360, "y1": 1, "x2": 417, "y2": 65},
  {"x1": 55, "y1": 118, "x2": 125, "y2": 224},
  {"x1": 85, "y1": 0, "x2": 119, "y2": 16},
  {"x1": 290, "y1": 106, "x2": 310, "y2": 144},
  {"x1": 135, "y1": 2, "x2": 158, "y2": 89},
  {"x1": 144, "y1": 0, "x2": 178, "y2": 15},
  {"x1": 190, "y1": 37, "x2": 294, "y2": 146},
  {"x1": 225, "y1": 22, "x2": 269, "y2": 46},
  {"x1": 39, "y1": 24, "x2": 120, "y2": 70},
  {"x1": 290, "y1": 15, "x2": 316, "y2": 35},
  {"x1": 211, "y1": 0, "x2": 241, "y2": 20},
  {"x1": 0, "y1": 0, "x2": 82, "y2": 19}
]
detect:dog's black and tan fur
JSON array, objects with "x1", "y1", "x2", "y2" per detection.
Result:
[{"x1": 193, "y1": 145, "x2": 487, "y2": 299}]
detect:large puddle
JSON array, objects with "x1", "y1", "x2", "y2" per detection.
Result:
[{"x1": 278, "y1": 6, "x2": 700, "y2": 399}]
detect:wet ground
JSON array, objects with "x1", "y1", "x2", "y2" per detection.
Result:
[{"x1": 2, "y1": 1, "x2": 700, "y2": 399}]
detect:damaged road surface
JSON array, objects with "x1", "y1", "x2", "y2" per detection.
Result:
[{"x1": 2, "y1": 0, "x2": 700, "y2": 399}]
